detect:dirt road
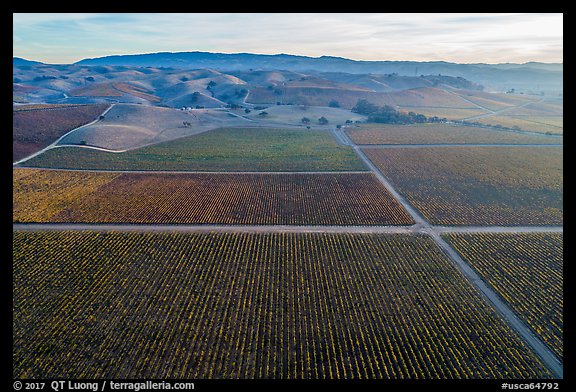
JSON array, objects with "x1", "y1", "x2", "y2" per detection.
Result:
[{"x1": 13, "y1": 104, "x2": 116, "y2": 166}]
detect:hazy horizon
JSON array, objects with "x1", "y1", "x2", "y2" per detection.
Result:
[
  {"x1": 13, "y1": 50, "x2": 565, "y2": 67},
  {"x1": 13, "y1": 13, "x2": 563, "y2": 65}
]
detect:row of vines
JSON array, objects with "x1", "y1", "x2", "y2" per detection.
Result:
[
  {"x1": 443, "y1": 232, "x2": 563, "y2": 360},
  {"x1": 14, "y1": 231, "x2": 552, "y2": 379},
  {"x1": 363, "y1": 146, "x2": 563, "y2": 226},
  {"x1": 13, "y1": 170, "x2": 414, "y2": 225}
]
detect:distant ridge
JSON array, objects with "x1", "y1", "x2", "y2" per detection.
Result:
[
  {"x1": 73, "y1": 51, "x2": 562, "y2": 92},
  {"x1": 13, "y1": 57, "x2": 44, "y2": 66}
]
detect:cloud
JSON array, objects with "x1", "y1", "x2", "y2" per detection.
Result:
[{"x1": 12, "y1": 13, "x2": 563, "y2": 64}]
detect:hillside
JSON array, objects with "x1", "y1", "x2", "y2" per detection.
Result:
[
  {"x1": 13, "y1": 62, "x2": 490, "y2": 109},
  {"x1": 13, "y1": 60, "x2": 561, "y2": 136},
  {"x1": 72, "y1": 51, "x2": 563, "y2": 93}
]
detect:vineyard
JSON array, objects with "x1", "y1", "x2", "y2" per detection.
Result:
[
  {"x1": 363, "y1": 146, "x2": 563, "y2": 225},
  {"x1": 13, "y1": 169, "x2": 413, "y2": 225},
  {"x1": 345, "y1": 123, "x2": 560, "y2": 145},
  {"x1": 396, "y1": 107, "x2": 488, "y2": 121},
  {"x1": 13, "y1": 231, "x2": 553, "y2": 379},
  {"x1": 13, "y1": 103, "x2": 89, "y2": 111},
  {"x1": 21, "y1": 127, "x2": 367, "y2": 172},
  {"x1": 13, "y1": 103, "x2": 110, "y2": 162},
  {"x1": 443, "y1": 232, "x2": 563, "y2": 360},
  {"x1": 472, "y1": 115, "x2": 563, "y2": 135},
  {"x1": 13, "y1": 168, "x2": 120, "y2": 222}
]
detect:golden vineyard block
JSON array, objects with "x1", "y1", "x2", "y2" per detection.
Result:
[
  {"x1": 13, "y1": 231, "x2": 553, "y2": 379},
  {"x1": 13, "y1": 170, "x2": 414, "y2": 226}
]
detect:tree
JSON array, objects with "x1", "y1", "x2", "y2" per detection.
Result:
[
  {"x1": 352, "y1": 98, "x2": 436, "y2": 124},
  {"x1": 206, "y1": 81, "x2": 217, "y2": 97},
  {"x1": 318, "y1": 116, "x2": 329, "y2": 125},
  {"x1": 190, "y1": 92, "x2": 201, "y2": 103},
  {"x1": 301, "y1": 117, "x2": 311, "y2": 125},
  {"x1": 352, "y1": 99, "x2": 380, "y2": 115},
  {"x1": 328, "y1": 100, "x2": 340, "y2": 108}
]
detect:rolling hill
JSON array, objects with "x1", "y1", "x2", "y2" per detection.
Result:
[
  {"x1": 13, "y1": 61, "x2": 492, "y2": 109},
  {"x1": 73, "y1": 51, "x2": 563, "y2": 93}
]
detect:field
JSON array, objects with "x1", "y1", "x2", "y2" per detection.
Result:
[
  {"x1": 452, "y1": 90, "x2": 539, "y2": 111},
  {"x1": 345, "y1": 123, "x2": 561, "y2": 145},
  {"x1": 443, "y1": 233, "x2": 563, "y2": 360},
  {"x1": 13, "y1": 103, "x2": 88, "y2": 111},
  {"x1": 241, "y1": 104, "x2": 367, "y2": 125},
  {"x1": 13, "y1": 231, "x2": 553, "y2": 379},
  {"x1": 13, "y1": 169, "x2": 412, "y2": 225},
  {"x1": 12, "y1": 60, "x2": 564, "y2": 381},
  {"x1": 69, "y1": 82, "x2": 161, "y2": 103},
  {"x1": 21, "y1": 127, "x2": 368, "y2": 172},
  {"x1": 363, "y1": 147, "x2": 563, "y2": 225},
  {"x1": 396, "y1": 107, "x2": 488, "y2": 120},
  {"x1": 247, "y1": 86, "x2": 381, "y2": 109},
  {"x1": 13, "y1": 169, "x2": 119, "y2": 223},
  {"x1": 56, "y1": 104, "x2": 217, "y2": 150},
  {"x1": 247, "y1": 87, "x2": 477, "y2": 110},
  {"x1": 13, "y1": 104, "x2": 110, "y2": 162},
  {"x1": 472, "y1": 115, "x2": 563, "y2": 135},
  {"x1": 385, "y1": 87, "x2": 479, "y2": 108}
]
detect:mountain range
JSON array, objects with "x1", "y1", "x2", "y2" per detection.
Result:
[{"x1": 16, "y1": 51, "x2": 563, "y2": 93}]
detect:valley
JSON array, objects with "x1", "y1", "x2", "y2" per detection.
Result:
[{"x1": 13, "y1": 52, "x2": 563, "y2": 380}]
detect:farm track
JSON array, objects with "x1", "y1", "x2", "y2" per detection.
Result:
[
  {"x1": 358, "y1": 143, "x2": 563, "y2": 148},
  {"x1": 12, "y1": 166, "x2": 369, "y2": 175},
  {"x1": 445, "y1": 90, "x2": 544, "y2": 119},
  {"x1": 12, "y1": 104, "x2": 116, "y2": 165},
  {"x1": 425, "y1": 229, "x2": 564, "y2": 379},
  {"x1": 350, "y1": 130, "x2": 563, "y2": 378},
  {"x1": 12, "y1": 223, "x2": 563, "y2": 235},
  {"x1": 460, "y1": 96, "x2": 546, "y2": 120}
]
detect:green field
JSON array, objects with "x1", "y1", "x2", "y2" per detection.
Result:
[
  {"x1": 21, "y1": 127, "x2": 367, "y2": 171},
  {"x1": 13, "y1": 231, "x2": 552, "y2": 379}
]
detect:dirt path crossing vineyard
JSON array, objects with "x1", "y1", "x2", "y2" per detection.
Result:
[
  {"x1": 340, "y1": 124, "x2": 564, "y2": 378},
  {"x1": 12, "y1": 121, "x2": 563, "y2": 378}
]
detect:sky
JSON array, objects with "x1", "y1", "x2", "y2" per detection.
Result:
[{"x1": 13, "y1": 13, "x2": 563, "y2": 65}]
